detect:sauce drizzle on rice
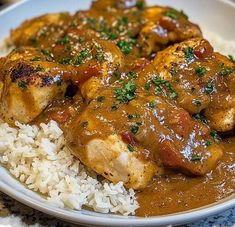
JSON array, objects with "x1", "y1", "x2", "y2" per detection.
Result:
[{"x1": 0, "y1": 120, "x2": 139, "y2": 215}]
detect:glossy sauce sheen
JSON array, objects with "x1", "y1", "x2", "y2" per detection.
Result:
[
  {"x1": 137, "y1": 138, "x2": 235, "y2": 216},
  {"x1": 1, "y1": 0, "x2": 235, "y2": 217}
]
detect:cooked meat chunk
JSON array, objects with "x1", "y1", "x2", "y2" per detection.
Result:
[
  {"x1": 152, "y1": 38, "x2": 235, "y2": 132},
  {"x1": 0, "y1": 47, "x2": 73, "y2": 124},
  {"x1": 138, "y1": 6, "x2": 202, "y2": 57},
  {"x1": 65, "y1": 86, "x2": 223, "y2": 189},
  {"x1": 10, "y1": 13, "x2": 71, "y2": 48}
]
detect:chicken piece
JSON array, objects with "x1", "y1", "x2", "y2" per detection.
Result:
[
  {"x1": 65, "y1": 86, "x2": 223, "y2": 189},
  {"x1": 138, "y1": 6, "x2": 202, "y2": 57},
  {"x1": 152, "y1": 38, "x2": 235, "y2": 132},
  {"x1": 10, "y1": 13, "x2": 71, "y2": 48},
  {"x1": 51, "y1": 26, "x2": 125, "y2": 100},
  {"x1": 0, "y1": 47, "x2": 79, "y2": 124}
]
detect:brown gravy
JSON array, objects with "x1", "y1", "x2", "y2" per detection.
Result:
[{"x1": 137, "y1": 138, "x2": 235, "y2": 216}]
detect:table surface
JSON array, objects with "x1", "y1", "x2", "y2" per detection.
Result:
[{"x1": 0, "y1": 1, "x2": 234, "y2": 226}]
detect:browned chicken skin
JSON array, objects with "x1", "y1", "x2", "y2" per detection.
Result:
[{"x1": 0, "y1": 0, "x2": 229, "y2": 189}]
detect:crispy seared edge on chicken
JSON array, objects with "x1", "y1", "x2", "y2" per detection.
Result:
[{"x1": 0, "y1": 47, "x2": 76, "y2": 124}]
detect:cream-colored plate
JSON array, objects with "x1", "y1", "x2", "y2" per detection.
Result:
[{"x1": 0, "y1": 0, "x2": 235, "y2": 226}]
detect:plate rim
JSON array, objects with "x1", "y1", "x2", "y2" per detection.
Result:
[{"x1": 0, "y1": 0, "x2": 235, "y2": 226}]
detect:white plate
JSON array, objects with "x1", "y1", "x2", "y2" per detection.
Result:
[{"x1": 0, "y1": 0, "x2": 235, "y2": 226}]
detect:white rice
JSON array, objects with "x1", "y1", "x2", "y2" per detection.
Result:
[{"x1": 0, "y1": 120, "x2": 139, "y2": 215}]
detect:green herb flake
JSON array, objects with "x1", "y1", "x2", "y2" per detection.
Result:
[
  {"x1": 81, "y1": 121, "x2": 89, "y2": 128},
  {"x1": 127, "y1": 71, "x2": 137, "y2": 79},
  {"x1": 118, "y1": 16, "x2": 129, "y2": 26},
  {"x1": 210, "y1": 130, "x2": 221, "y2": 142},
  {"x1": 75, "y1": 49, "x2": 90, "y2": 65},
  {"x1": 219, "y1": 66, "x2": 235, "y2": 76},
  {"x1": 115, "y1": 81, "x2": 136, "y2": 103},
  {"x1": 205, "y1": 83, "x2": 214, "y2": 94},
  {"x1": 60, "y1": 57, "x2": 72, "y2": 65},
  {"x1": 56, "y1": 36, "x2": 71, "y2": 45},
  {"x1": 131, "y1": 124, "x2": 139, "y2": 135},
  {"x1": 192, "y1": 99, "x2": 202, "y2": 107},
  {"x1": 111, "y1": 104, "x2": 118, "y2": 111},
  {"x1": 117, "y1": 40, "x2": 132, "y2": 55},
  {"x1": 180, "y1": 10, "x2": 189, "y2": 19},
  {"x1": 193, "y1": 113, "x2": 208, "y2": 124},
  {"x1": 136, "y1": 0, "x2": 145, "y2": 9},
  {"x1": 191, "y1": 154, "x2": 202, "y2": 161},
  {"x1": 228, "y1": 55, "x2": 235, "y2": 62},
  {"x1": 195, "y1": 66, "x2": 207, "y2": 77},
  {"x1": 148, "y1": 101, "x2": 156, "y2": 108},
  {"x1": 128, "y1": 114, "x2": 134, "y2": 120},
  {"x1": 183, "y1": 47, "x2": 194, "y2": 62},
  {"x1": 96, "y1": 49, "x2": 105, "y2": 62},
  {"x1": 97, "y1": 96, "x2": 105, "y2": 102},
  {"x1": 41, "y1": 49, "x2": 52, "y2": 57},
  {"x1": 18, "y1": 80, "x2": 28, "y2": 90},
  {"x1": 127, "y1": 144, "x2": 134, "y2": 152},
  {"x1": 205, "y1": 140, "x2": 212, "y2": 147},
  {"x1": 35, "y1": 66, "x2": 45, "y2": 72},
  {"x1": 165, "y1": 9, "x2": 178, "y2": 20},
  {"x1": 30, "y1": 56, "x2": 41, "y2": 62},
  {"x1": 170, "y1": 67, "x2": 177, "y2": 75},
  {"x1": 144, "y1": 83, "x2": 151, "y2": 91}
]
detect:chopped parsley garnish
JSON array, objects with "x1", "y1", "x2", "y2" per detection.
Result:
[
  {"x1": 205, "y1": 83, "x2": 214, "y2": 94},
  {"x1": 228, "y1": 55, "x2": 235, "y2": 62},
  {"x1": 192, "y1": 99, "x2": 202, "y2": 107},
  {"x1": 81, "y1": 121, "x2": 89, "y2": 128},
  {"x1": 97, "y1": 96, "x2": 105, "y2": 102},
  {"x1": 127, "y1": 71, "x2": 137, "y2": 79},
  {"x1": 86, "y1": 17, "x2": 97, "y2": 28},
  {"x1": 136, "y1": 0, "x2": 145, "y2": 9},
  {"x1": 60, "y1": 57, "x2": 72, "y2": 65},
  {"x1": 144, "y1": 83, "x2": 151, "y2": 91},
  {"x1": 148, "y1": 101, "x2": 156, "y2": 108},
  {"x1": 180, "y1": 10, "x2": 189, "y2": 19},
  {"x1": 30, "y1": 56, "x2": 41, "y2": 62},
  {"x1": 219, "y1": 66, "x2": 235, "y2": 76},
  {"x1": 210, "y1": 130, "x2": 221, "y2": 142},
  {"x1": 128, "y1": 114, "x2": 134, "y2": 120},
  {"x1": 170, "y1": 67, "x2": 177, "y2": 75},
  {"x1": 41, "y1": 49, "x2": 52, "y2": 57},
  {"x1": 193, "y1": 113, "x2": 208, "y2": 124},
  {"x1": 205, "y1": 140, "x2": 212, "y2": 147},
  {"x1": 115, "y1": 81, "x2": 136, "y2": 103},
  {"x1": 191, "y1": 154, "x2": 202, "y2": 161},
  {"x1": 165, "y1": 9, "x2": 178, "y2": 20},
  {"x1": 111, "y1": 104, "x2": 118, "y2": 111},
  {"x1": 117, "y1": 40, "x2": 133, "y2": 55},
  {"x1": 131, "y1": 124, "x2": 139, "y2": 135},
  {"x1": 195, "y1": 66, "x2": 207, "y2": 77},
  {"x1": 35, "y1": 66, "x2": 45, "y2": 72},
  {"x1": 56, "y1": 36, "x2": 71, "y2": 45},
  {"x1": 118, "y1": 16, "x2": 129, "y2": 26},
  {"x1": 127, "y1": 144, "x2": 134, "y2": 152},
  {"x1": 18, "y1": 80, "x2": 28, "y2": 90},
  {"x1": 183, "y1": 47, "x2": 194, "y2": 62},
  {"x1": 75, "y1": 49, "x2": 90, "y2": 65},
  {"x1": 96, "y1": 48, "x2": 105, "y2": 62},
  {"x1": 152, "y1": 77, "x2": 178, "y2": 99}
]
